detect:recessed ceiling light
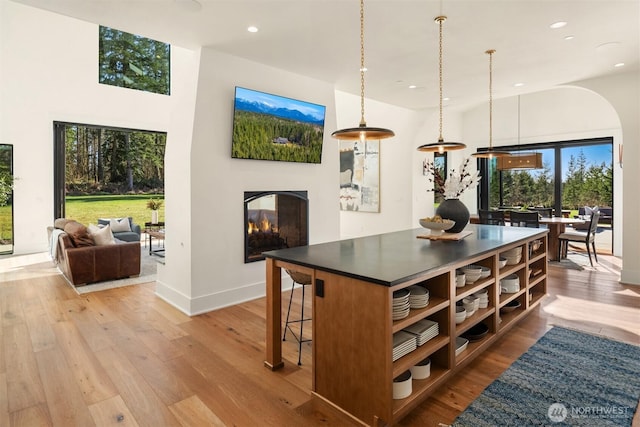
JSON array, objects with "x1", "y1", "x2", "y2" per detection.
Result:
[
  {"x1": 614, "y1": 62, "x2": 625, "y2": 68},
  {"x1": 409, "y1": 85, "x2": 417, "y2": 89},
  {"x1": 247, "y1": 26, "x2": 258, "y2": 33},
  {"x1": 564, "y1": 35, "x2": 575, "y2": 40},
  {"x1": 360, "y1": 67, "x2": 368, "y2": 72},
  {"x1": 443, "y1": 97, "x2": 450, "y2": 102},
  {"x1": 550, "y1": 21, "x2": 567, "y2": 29},
  {"x1": 514, "y1": 83, "x2": 525, "y2": 87}
]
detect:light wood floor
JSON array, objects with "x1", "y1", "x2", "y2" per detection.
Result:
[{"x1": 0, "y1": 254, "x2": 638, "y2": 426}]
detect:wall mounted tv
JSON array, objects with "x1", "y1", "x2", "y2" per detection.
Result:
[{"x1": 231, "y1": 86, "x2": 326, "y2": 164}]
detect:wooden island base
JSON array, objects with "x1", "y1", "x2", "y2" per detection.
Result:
[{"x1": 264, "y1": 224, "x2": 548, "y2": 426}]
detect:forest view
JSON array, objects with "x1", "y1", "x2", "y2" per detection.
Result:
[
  {"x1": 232, "y1": 111, "x2": 324, "y2": 163},
  {"x1": 65, "y1": 125, "x2": 165, "y2": 195},
  {"x1": 62, "y1": 124, "x2": 166, "y2": 227},
  {"x1": 489, "y1": 149, "x2": 613, "y2": 209}
]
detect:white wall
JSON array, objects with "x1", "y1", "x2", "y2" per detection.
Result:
[
  {"x1": 460, "y1": 86, "x2": 624, "y2": 257},
  {"x1": 573, "y1": 71, "x2": 640, "y2": 285},
  {"x1": 335, "y1": 91, "x2": 423, "y2": 239},
  {"x1": 411, "y1": 109, "x2": 469, "y2": 222},
  {"x1": 175, "y1": 49, "x2": 341, "y2": 315},
  {"x1": 0, "y1": 2, "x2": 198, "y2": 257},
  {"x1": 3, "y1": 3, "x2": 638, "y2": 316}
]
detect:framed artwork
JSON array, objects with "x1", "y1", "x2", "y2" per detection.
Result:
[{"x1": 339, "y1": 140, "x2": 380, "y2": 212}]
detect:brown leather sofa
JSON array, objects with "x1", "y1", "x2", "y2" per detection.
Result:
[{"x1": 49, "y1": 220, "x2": 141, "y2": 287}]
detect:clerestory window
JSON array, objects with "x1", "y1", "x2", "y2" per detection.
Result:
[{"x1": 99, "y1": 26, "x2": 170, "y2": 95}]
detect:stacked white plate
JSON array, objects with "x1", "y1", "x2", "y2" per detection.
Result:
[
  {"x1": 407, "y1": 285, "x2": 430, "y2": 309},
  {"x1": 392, "y1": 289, "x2": 411, "y2": 320},
  {"x1": 402, "y1": 319, "x2": 439, "y2": 346},
  {"x1": 473, "y1": 289, "x2": 489, "y2": 309},
  {"x1": 393, "y1": 331, "x2": 417, "y2": 362}
]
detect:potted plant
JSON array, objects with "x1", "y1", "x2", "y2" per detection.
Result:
[
  {"x1": 422, "y1": 157, "x2": 481, "y2": 233},
  {"x1": 146, "y1": 198, "x2": 163, "y2": 224}
]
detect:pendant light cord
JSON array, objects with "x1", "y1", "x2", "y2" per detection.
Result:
[
  {"x1": 437, "y1": 16, "x2": 445, "y2": 142},
  {"x1": 359, "y1": 0, "x2": 366, "y2": 127},
  {"x1": 487, "y1": 49, "x2": 495, "y2": 149},
  {"x1": 517, "y1": 94, "x2": 521, "y2": 146}
]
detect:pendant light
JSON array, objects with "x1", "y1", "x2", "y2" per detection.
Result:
[
  {"x1": 496, "y1": 95, "x2": 543, "y2": 170},
  {"x1": 332, "y1": 0, "x2": 394, "y2": 141},
  {"x1": 417, "y1": 16, "x2": 466, "y2": 153},
  {"x1": 472, "y1": 49, "x2": 510, "y2": 159}
]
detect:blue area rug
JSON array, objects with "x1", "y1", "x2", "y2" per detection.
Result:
[{"x1": 452, "y1": 327, "x2": 640, "y2": 426}]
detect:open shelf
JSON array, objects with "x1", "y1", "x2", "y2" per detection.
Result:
[
  {"x1": 307, "y1": 228, "x2": 548, "y2": 427},
  {"x1": 392, "y1": 298, "x2": 448, "y2": 333},
  {"x1": 392, "y1": 335, "x2": 449, "y2": 378},
  {"x1": 455, "y1": 331, "x2": 496, "y2": 367},
  {"x1": 454, "y1": 307, "x2": 495, "y2": 335},
  {"x1": 392, "y1": 347, "x2": 450, "y2": 420}
]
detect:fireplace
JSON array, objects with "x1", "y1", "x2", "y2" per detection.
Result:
[{"x1": 244, "y1": 191, "x2": 308, "y2": 263}]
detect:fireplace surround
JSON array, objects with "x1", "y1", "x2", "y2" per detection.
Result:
[{"x1": 244, "y1": 191, "x2": 308, "y2": 263}]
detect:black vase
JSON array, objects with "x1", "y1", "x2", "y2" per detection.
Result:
[{"x1": 436, "y1": 199, "x2": 470, "y2": 233}]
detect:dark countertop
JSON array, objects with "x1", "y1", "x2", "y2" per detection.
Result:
[{"x1": 263, "y1": 224, "x2": 547, "y2": 287}]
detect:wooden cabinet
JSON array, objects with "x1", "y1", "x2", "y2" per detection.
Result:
[{"x1": 311, "y1": 232, "x2": 547, "y2": 426}]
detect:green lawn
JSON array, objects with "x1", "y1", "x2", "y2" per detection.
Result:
[
  {"x1": 0, "y1": 204, "x2": 12, "y2": 243},
  {"x1": 65, "y1": 194, "x2": 164, "y2": 228}
]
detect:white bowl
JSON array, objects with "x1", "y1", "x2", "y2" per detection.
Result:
[
  {"x1": 455, "y1": 306, "x2": 467, "y2": 324},
  {"x1": 419, "y1": 218, "x2": 455, "y2": 235},
  {"x1": 502, "y1": 247, "x2": 523, "y2": 258},
  {"x1": 410, "y1": 357, "x2": 431, "y2": 380},
  {"x1": 393, "y1": 370, "x2": 412, "y2": 399},
  {"x1": 464, "y1": 271, "x2": 481, "y2": 284},
  {"x1": 462, "y1": 296, "x2": 478, "y2": 317},
  {"x1": 479, "y1": 266, "x2": 491, "y2": 279},
  {"x1": 530, "y1": 239, "x2": 543, "y2": 253},
  {"x1": 462, "y1": 265, "x2": 483, "y2": 284},
  {"x1": 498, "y1": 257, "x2": 507, "y2": 269},
  {"x1": 500, "y1": 274, "x2": 520, "y2": 293},
  {"x1": 455, "y1": 336, "x2": 469, "y2": 356},
  {"x1": 455, "y1": 271, "x2": 466, "y2": 287},
  {"x1": 504, "y1": 254, "x2": 522, "y2": 265}
]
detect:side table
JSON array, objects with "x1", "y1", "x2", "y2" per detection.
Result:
[{"x1": 144, "y1": 222, "x2": 165, "y2": 256}]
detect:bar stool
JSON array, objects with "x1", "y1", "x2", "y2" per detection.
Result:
[{"x1": 282, "y1": 269, "x2": 312, "y2": 365}]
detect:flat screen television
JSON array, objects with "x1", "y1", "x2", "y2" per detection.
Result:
[{"x1": 231, "y1": 86, "x2": 326, "y2": 163}]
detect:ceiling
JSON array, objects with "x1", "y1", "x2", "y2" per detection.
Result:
[{"x1": 11, "y1": 0, "x2": 640, "y2": 111}]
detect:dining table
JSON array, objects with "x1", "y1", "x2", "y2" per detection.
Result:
[{"x1": 539, "y1": 216, "x2": 586, "y2": 261}]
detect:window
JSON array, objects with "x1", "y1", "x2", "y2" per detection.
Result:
[
  {"x1": 479, "y1": 138, "x2": 612, "y2": 213},
  {"x1": 99, "y1": 26, "x2": 170, "y2": 95},
  {"x1": 477, "y1": 137, "x2": 613, "y2": 252},
  {"x1": 433, "y1": 152, "x2": 447, "y2": 205}
]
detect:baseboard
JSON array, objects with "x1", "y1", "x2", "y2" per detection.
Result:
[{"x1": 155, "y1": 275, "x2": 294, "y2": 316}]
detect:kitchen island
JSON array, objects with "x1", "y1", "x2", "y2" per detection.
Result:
[{"x1": 264, "y1": 224, "x2": 548, "y2": 426}]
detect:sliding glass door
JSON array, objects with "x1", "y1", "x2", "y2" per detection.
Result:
[
  {"x1": 478, "y1": 137, "x2": 613, "y2": 253},
  {"x1": 0, "y1": 144, "x2": 13, "y2": 254}
]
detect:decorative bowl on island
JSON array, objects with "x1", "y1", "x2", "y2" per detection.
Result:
[{"x1": 419, "y1": 216, "x2": 455, "y2": 235}]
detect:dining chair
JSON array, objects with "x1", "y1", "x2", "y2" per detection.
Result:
[
  {"x1": 531, "y1": 207, "x2": 553, "y2": 218},
  {"x1": 509, "y1": 211, "x2": 540, "y2": 228},
  {"x1": 282, "y1": 269, "x2": 313, "y2": 365},
  {"x1": 478, "y1": 210, "x2": 506, "y2": 225},
  {"x1": 558, "y1": 211, "x2": 600, "y2": 266}
]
